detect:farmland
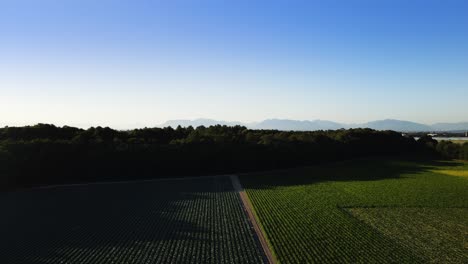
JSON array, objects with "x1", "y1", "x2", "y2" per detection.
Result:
[
  {"x1": 0, "y1": 177, "x2": 265, "y2": 264},
  {"x1": 1, "y1": 158, "x2": 467, "y2": 264},
  {"x1": 241, "y1": 158, "x2": 468, "y2": 263},
  {"x1": 450, "y1": 140, "x2": 468, "y2": 144}
]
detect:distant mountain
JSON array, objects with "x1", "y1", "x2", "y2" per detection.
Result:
[
  {"x1": 160, "y1": 118, "x2": 344, "y2": 131},
  {"x1": 160, "y1": 118, "x2": 468, "y2": 132},
  {"x1": 354, "y1": 119, "x2": 432, "y2": 132},
  {"x1": 160, "y1": 119, "x2": 243, "y2": 128},
  {"x1": 350, "y1": 120, "x2": 468, "y2": 132},
  {"x1": 253, "y1": 119, "x2": 344, "y2": 131}
]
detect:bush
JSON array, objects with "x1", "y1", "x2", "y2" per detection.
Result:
[{"x1": 436, "y1": 141, "x2": 460, "y2": 159}]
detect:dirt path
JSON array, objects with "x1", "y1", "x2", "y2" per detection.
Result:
[{"x1": 230, "y1": 175, "x2": 277, "y2": 264}]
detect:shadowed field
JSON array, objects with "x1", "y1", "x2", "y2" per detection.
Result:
[{"x1": 0, "y1": 177, "x2": 265, "y2": 264}]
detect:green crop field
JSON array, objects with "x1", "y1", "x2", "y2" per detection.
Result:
[
  {"x1": 0, "y1": 177, "x2": 265, "y2": 264},
  {"x1": 448, "y1": 140, "x2": 468, "y2": 144},
  {"x1": 241, "y1": 158, "x2": 468, "y2": 263}
]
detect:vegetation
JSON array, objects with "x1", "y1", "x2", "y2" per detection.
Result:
[
  {"x1": 0, "y1": 124, "x2": 428, "y2": 191},
  {"x1": 450, "y1": 140, "x2": 468, "y2": 144},
  {"x1": 241, "y1": 158, "x2": 468, "y2": 263},
  {"x1": 347, "y1": 208, "x2": 467, "y2": 263},
  {"x1": 436, "y1": 140, "x2": 468, "y2": 160},
  {"x1": 2, "y1": 124, "x2": 467, "y2": 263},
  {"x1": 0, "y1": 176, "x2": 265, "y2": 263}
]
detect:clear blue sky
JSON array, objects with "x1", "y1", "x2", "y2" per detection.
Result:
[{"x1": 1, "y1": 0, "x2": 467, "y2": 128}]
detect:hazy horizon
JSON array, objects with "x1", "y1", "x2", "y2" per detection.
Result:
[
  {"x1": 2, "y1": 117, "x2": 468, "y2": 131},
  {"x1": 1, "y1": 1, "x2": 468, "y2": 128}
]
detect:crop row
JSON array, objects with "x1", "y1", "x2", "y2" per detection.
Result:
[
  {"x1": 241, "y1": 159, "x2": 468, "y2": 263},
  {"x1": 0, "y1": 177, "x2": 265, "y2": 263}
]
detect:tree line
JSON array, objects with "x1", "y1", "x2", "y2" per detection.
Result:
[
  {"x1": 434, "y1": 140, "x2": 468, "y2": 160},
  {"x1": 0, "y1": 124, "x2": 463, "y2": 191}
]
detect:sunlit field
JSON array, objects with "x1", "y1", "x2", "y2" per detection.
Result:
[{"x1": 241, "y1": 158, "x2": 468, "y2": 263}]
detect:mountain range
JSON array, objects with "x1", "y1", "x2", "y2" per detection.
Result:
[{"x1": 160, "y1": 119, "x2": 468, "y2": 132}]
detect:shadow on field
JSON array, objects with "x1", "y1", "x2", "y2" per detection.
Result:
[
  {"x1": 0, "y1": 176, "x2": 258, "y2": 264},
  {"x1": 240, "y1": 157, "x2": 464, "y2": 189}
]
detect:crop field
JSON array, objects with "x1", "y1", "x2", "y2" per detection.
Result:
[
  {"x1": 449, "y1": 140, "x2": 468, "y2": 145},
  {"x1": 0, "y1": 177, "x2": 265, "y2": 264},
  {"x1": 346, "y1": 207, "x2": 467, "y2": 263},
  {"x1": 241, "y1": 159, "x2": 468, "y2": 263}
]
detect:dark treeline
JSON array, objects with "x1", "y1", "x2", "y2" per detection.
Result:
[
  {"x1": 435, "y1": 140, "x2": 468, "y2": 160},
  {"x1": 415, "y1": 135, "x2": 468, "y2": 160},
  {"x1": 0, "y1": 124, "x2": 463, "y2": 191}
]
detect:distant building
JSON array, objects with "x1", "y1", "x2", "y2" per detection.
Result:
[{"x1": 427, "y1": 133, "x2": 437, "y2": 137}]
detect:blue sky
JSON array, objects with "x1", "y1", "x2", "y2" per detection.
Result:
[{"x1": 1, "y1": 0, "x2": 467, "y2": 128}]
